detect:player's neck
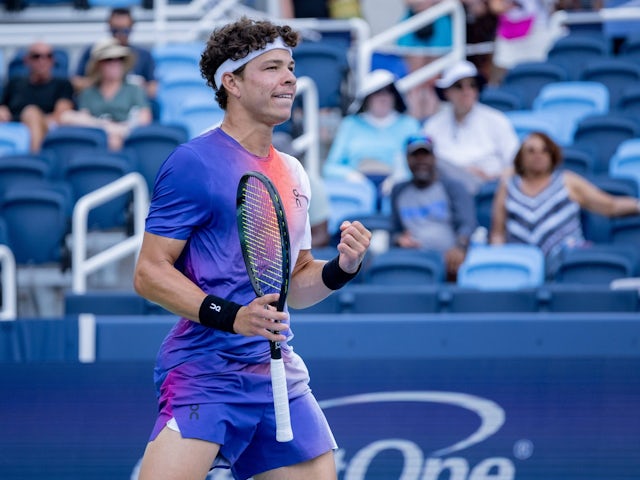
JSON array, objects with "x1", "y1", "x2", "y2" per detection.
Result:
[{"x1": 220, "y1": 118, "x2": 273, "y2": 157}]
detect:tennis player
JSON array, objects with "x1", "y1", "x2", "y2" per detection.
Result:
[{"x1": 133, "y1": 17, "x2": 371, "y2": 480}]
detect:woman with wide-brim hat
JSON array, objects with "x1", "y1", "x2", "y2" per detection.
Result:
[{"x1": 61, "y1": 37, "x2": 152, "y2": 150}]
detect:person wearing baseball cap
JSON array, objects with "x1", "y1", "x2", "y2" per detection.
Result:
[
  {"x1": 423, "y1": 60, "x2": 519, "y2": 195},
  {"x1": 389, "y1": 134, "x2": 477, "y2": 281}
]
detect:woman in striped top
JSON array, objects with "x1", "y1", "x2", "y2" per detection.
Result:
[{"x1": 490, "y1": 132, "x2": 640, "y2": 273}]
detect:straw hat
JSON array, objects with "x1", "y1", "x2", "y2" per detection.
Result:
[{"x1": 85, "y1": 37, "x2": 135, "y2": 79}]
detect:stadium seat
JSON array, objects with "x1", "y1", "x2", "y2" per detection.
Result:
[
  {"x1": 501, "y1": 61, "x2": 568, "y2": 109},
  {"x1": 0, "y1": 122, "x2": 31, "y2": 156},
  {"x1": 561, "y1": 146, "x2": 596, "y2": 175},
  {"x1": 174, "y1": 98, "x2": 225, "y2": 139},
  {"x1": 62, "y1": 151, "x2": 132, "y2": 230},
  {"x1": 362, "y1": 248, "x2": 445, "y2": 285},
  {"x1": 0, "y1": 155, "x2": 51, "y2": 198},
  {"x1": 371, "y1": 52, "x2": 409, "y2": 79},
  {"x1": 553, "y1": 245, "x2": 638, "y2": 284},
  {"x1": 618, "y1": 32, "x2": 640, "y2": 65},
  {"x1": 323, "y1": 175, "x2": 377, "y2": 235},
  {"x1": 156, "y1": 78, "x2": 215, "y2": 125},
  {"x1": 152, "y1": 42, "x2": 203, "y2": 84},
  {"x1": 0, "y1": 187, "x2": 70, "y2": 265},
  {"x1": 438, "y1": 286, "x2": 539, "y2": 313},
  {"x1": 572, "y1": 114, "x2": 640, "y2": 174},
  {"x1": 64, "y1": 291, "x2": 146, "y2": 315},
  {"x1": 532, "y1": 81, "x2": 609, "y2": 146},
  {"x1": 546, "y1": 34, "x2": 610, "y2": 80},
  {"x1": 536, "y1": 283, "x2": 639, "y2": 312},
  {"x1": 292, "y1": 40, "x2": 350, "y2": 110},
  {"x1": 579, "y1": 58, "x2": 640, "y2": 109},
  {"x1": 339, "y1": 284, "x2": 440, "y2": 313},
  {"x1": 610, "y1": 216, "x2": 640, "y2": 247},
  {"x1": 479, "y1": 86, "x2": 523, "y2": 112},
  {"x1": 122, "y1": 123, "x2": 189, "y2": 191},
  {"x1": 457, "y1": 244, "x2": 545, "y2": 290},
  {"x1": 616, "y1": 85, "x2": 640, "y2": 116},
  {"x1": 41, "y1": 126, "x2": 108, "y2": 179},
  {"x1": 609, "y1": 138, "x2": 640, "y2": 192},
  {"x1": 505, "y1": 109, "x2": 565, "y2": 144}
]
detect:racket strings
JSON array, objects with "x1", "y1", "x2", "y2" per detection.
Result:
[{"x1": 240, "y1": 182, "x2": 286, "y2": 295}]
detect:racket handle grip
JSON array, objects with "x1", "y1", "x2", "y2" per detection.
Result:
[{"x1": 270, "y1": 357, "x2": 293, "y2": 442}]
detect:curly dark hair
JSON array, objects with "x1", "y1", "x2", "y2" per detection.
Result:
[
  {"x1": 513, "y1": 131, "x2": 563, "y2": 177},
  {"x1": 201, "y1": 17, "x2": 300, "y2": 109}
]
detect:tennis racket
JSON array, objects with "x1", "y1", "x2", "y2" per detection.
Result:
[{"x1": 236, "y1": 171, "x2": 293, "y2": 443}]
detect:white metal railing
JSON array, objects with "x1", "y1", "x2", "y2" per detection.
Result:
[
  {"x1": 291, "y1": 76, "x2": 320, "y2": 177},
  {"x1": 549, "y1": 6, "x2": 640, "y2": 35},
  {"x1": 71, "y1": 172, "x2": 149, "y2": 294},
  {"x1": 0, "y1": 244, "x2": 17, "y2": 321},
  {"x1": 356, "y1": 0, "x2": 466, "y2": 97}
]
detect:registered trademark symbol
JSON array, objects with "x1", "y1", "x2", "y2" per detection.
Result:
[{"x1": 513, "y1": 439, "x2": 534, "y2": 460}]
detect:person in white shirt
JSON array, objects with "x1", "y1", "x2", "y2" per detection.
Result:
[{"x1": 423, "y1": 60, "x2": 519, "y2": 194}]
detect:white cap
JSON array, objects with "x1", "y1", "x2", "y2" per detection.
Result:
[
  {"x1": 435, "y1": 60, "x2": 479, "y2": 89},
  {"x1": 349, "y1": 69, "x2": 406, "y2": 114}
]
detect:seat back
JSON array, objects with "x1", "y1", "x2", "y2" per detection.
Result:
[
  {"x1": 41, "y1": 126, "x2": 108, "y2": 179},
  {"x1": 152, "y1": 42, "x2": 203, "y2": 83},
  {"x1": 0, "y1": 156, "x2": 51, "y2": 198},
  {"x1": 324, "y1": 176, "x2": 377, "y2": 235},
  {"x1": 0, "y1": 122, "x2": 31, "y2": 156},
  {"x1": 292, "y1": 40, "x2": 350, "y2": 110},
  {"x1": 175, "y1": 99, "x2": 225, "y2": 139},
  {"x1": 156, "y1": 78, "x2": 216, "y2": 125},
  {"x1": 579, "y1": 58, "x2": 640, "y2": 109},
  {"x1": 0, "y1": 187, "x2": 70, "y2": 265},
  {"x1": 610, "y1": 216, "x2": 640, "y2": 248},
  {"x1": 561, "y1": 146, "x2": 596, "y2": 175},
  {"x1": 457, "y1": 244, "x2": 545, "y2": 290},
  {"x1": 505, "y1": 109, "x2": 566, "y2": 145},
  {"x1": 474, "y1": 179, "x2": 498, "y2": 230},
  {"x1": 609, "y1": 138, "x2": 640, "y2": 192},
  {"x1": 8, "y1": 47, "x2": 69, "y2": 79},
  {"x1": 572, "y1": 114, "x2": 640, "y2": 173},
  {"x1": 479, "y1": 87, "x2": 523, "y2": 112},
  {"x1": 553, "y1": 245, "x2": 638, "y2": 284},
  {"x1": 363, "y1": 249, "x2": 445, "y2": 285},
  {"x1": 546, "y1": 34, "x2": 610, "y2": 80},
  {"x1": 502, "y1": 61, "x2": 568, "y2": 109},
  {"x1": 63, "y1": 152, "x2": 132, "y2": 230},
  {"x1": 123, "y1": 124, "x2": 189, "y2": 191}
]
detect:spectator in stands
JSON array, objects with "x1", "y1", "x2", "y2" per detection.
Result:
[
  {"x1": 396, "y1": 0, "x2": 453, "y2": 120},
  {"x1": 61, "y1": 38, "x2": 152, "y2": 151},
  {"x1": 423, "y1": 59, "x2": 519, "y2": 194},
  {"x1": 73, "y1": 8, "x2": 157, "y2": 99},
  {"x1": 490, "y1": 131, "x2": 640, "y2": 273},
  {"x1": 390, "y1": 134, "x2": 477, "y2": 281},
  {"x1": 323, "y1": 69, "x2": 421, "y2": 192},
  {"x1": 0, "y1": 41, "x2": 74, "y2": 152},
  {"x1": 488, "y1": 0, "x2": 555, "y2": 84}
]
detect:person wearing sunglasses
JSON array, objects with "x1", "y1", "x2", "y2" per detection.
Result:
[
  {"x1": 390, "y1": 134, "x2": 477, "y2": 281},
  {"x1": 423, "y1": 60, "x2": 519, "y2": 195},
  {"x1": 72, "y1": 8, "x2": 157, "y2": 99},
  {"x1": 0, "y1": 41, "x2": 74, "y2": 152}
]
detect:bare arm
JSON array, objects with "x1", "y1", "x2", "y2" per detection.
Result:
[
  {"x1": 287, "y1": 221, "x2": 371, "y2": 309},
  {"x1": 489, "y1": 177, "x2": 509, "y2": 244},
  {"x1": 565, "y1": 171, "x2": 640, "y2": 217},
  {"x1": 133, "y1": 231, "x2": 289, "y2": 341}
]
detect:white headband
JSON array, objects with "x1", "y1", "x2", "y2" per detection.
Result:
[{"x1": 214, "y1": 37, "x2": 292, "y2": 90}]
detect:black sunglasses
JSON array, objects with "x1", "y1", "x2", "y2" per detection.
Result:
[
  {"x1": 450, "y1": 79, "x2": 478, "y2": 91},
  {"x1": 29, "y1": 52, "x2": 53, "y2": 60}
]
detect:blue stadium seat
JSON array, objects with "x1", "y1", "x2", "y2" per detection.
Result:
[
  {"x1": 339, "y1": 284, "x2": 440, "y2": 313},
  {"x1": 438, "y1": 286, "x2": 539, "y2": 313},
  {"x1": 7, "y1": 47, "x2": 70, "y2": 79},
  {"x1": 479, "y1": 86, "x2": 524, "y2": 112},
  {"x1": 618, "y1": 32, "x2": 640, "y2": 66},
  {"x1": 362, "y1": 248, "x2": 445, "y2": 285},
  {"x1": 152, "y1": 42, "x2": 203, "y2": 84},
  {"x1": 123, "y1": 124, "x2": 188, "y2": 191},
  {"x1": 532, "y1": 81, "x2": 609, "y2": 146},
  {"x1": 579, "y1": 58, "x2": 640, "y2": 110},
  {"x1": 371, "y1": 52, "x2": 409, "y2": 79},
  {"x1": 156, "y1": 77, "x2": 215, "y2": 125},
  {"x1": 323, "y1": 175, "x2": 377, "y2": 235},
  {"x1": 174, "y1": 99, "x2": 225, "y2": 139},
  {"x1": 610, "y1": 216, "x2": 640, "y2": 248},
  {"x1": 572, "y1": 114, "x2": 640, "y2": 174},
  {"x1": 474, "y1": 179, "x2": 498, "y2": 230},
  {"x1": 457, "y1": 244, "x2": 545, "y2": 290},
  {"x1": 501, "y1": 61, "x2": 568, "y2": 109},
  {"x1": 616, "y1": 85, "x2": 640, "y2": 116},
  {"x1": 0, "y1": 122, "x2": 30, "y2": 156},
  {"x1": 553, "y1": 245, "x2": 638, "y2": 284},
  {"x1": 292, "y1": 40, "x2": 350, "y2": 110},
  {"x1": 537, "y1": 283, "x2": 639, "y2": 312},
  {"x1": 505, "y1": 109, "x2": 565, "y2": 145},
  {"x1": 65, "y1": 291, "x2": 146, "y2": 315},
  {"x1": 0, "y1": 155, "x2": 51, "y2": 198},
  {"x1": 546, "y1": 34, "x2": 610, "y2": 80},
  {"x1": 41, "y1": 126, "x2": 108, "y2": 179},
  {"x1": 609, "y1": 138, "x2": 640, "y2": 192},
  {"x1": 0, "y1": 187, "x2": 70, "y2": 265},
  {"x1": 62, "y1": 151, "x2": 132, "y2": 230},
  {"x1": 561, "y1": 146, "x2": 597, "y2": 175}
]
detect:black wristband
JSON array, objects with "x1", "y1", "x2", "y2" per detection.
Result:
[
  {"x1": 198, "y1": 295, "x2": 241, "y2": 333},
  {"x1": 321, "y1": 256, "x2": 360, "y2": 290}
]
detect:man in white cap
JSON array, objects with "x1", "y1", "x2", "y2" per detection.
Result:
[{"x1": 423, "y1": 60, "x2": 519, "y2": 194}]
